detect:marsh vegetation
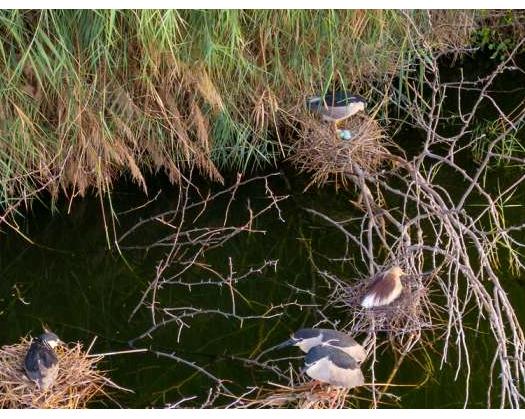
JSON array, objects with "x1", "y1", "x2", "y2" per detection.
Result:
[{"x1": 1, "y1": 10, "x2": 525, "y2": 408}]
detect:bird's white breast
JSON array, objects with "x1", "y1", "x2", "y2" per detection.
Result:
[{"x1": 306, "y1": 357, "x2": 364, "y2": 388}]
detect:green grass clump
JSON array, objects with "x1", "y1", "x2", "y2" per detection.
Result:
[
  {"x1": 472, "y1": 10, "x2": 525, "y2": 61},
  {"x1": 0, "y1": 10, "x2": 485, "y2": 211},
  {"x1": 472, "y1": 118, "x2": 525, "y2": 168}
]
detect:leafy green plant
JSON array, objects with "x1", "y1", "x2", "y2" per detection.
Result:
[{"x1": 472, "y1": 10, "x2": 525, "y2": 60}]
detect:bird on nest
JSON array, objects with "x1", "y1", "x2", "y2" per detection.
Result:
[
  {"x1": 361, "y1": 266, "x2": 405, "y2": 308},
  {"x1": 276, "y1": 328, "x2": 366, "y2": 389},
  {"x1": 306, "y1": 91, "x2": 367, "y2": 129},
  {"x1": 23, "y1": 330, "x2": 63, "y2": 391}
]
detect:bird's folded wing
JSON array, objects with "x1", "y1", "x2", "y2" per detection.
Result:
[
  {"x1": 364, "y1": 272, "x2": 396, "y2": 302},
  {"x1": 40, "y1": 349, "x2": 58, "y2": 369}
]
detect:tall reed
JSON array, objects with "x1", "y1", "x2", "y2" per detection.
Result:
[{"x1": 0, "y1": 10, "x2": 485, "y2": 210}]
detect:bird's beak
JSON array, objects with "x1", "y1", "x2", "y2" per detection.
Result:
[
  {"x1": 274, "y1": 338, "x2": 295, "y2": 350},
  {"x1": 253, "y1": 338, "x2": 295, "y2": 361}
]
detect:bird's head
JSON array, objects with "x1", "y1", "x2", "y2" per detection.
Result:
[
  {"x1": 350, "y1": 100, "x2": 366, "y2": 114},
  {"x1": 306, "y1": 96, "x2": 322, "y2": 111},
  {"x1": 389, "y1": 266, "x2": 405, "y2": 278},
  {"x1": 38, "y1": 332, "x2": 63, "y2": 349}
]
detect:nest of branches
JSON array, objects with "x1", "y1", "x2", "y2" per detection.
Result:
[
  {"x1": 0, "y1": 338, "x2": 122, "y2": 408},
  {"x1": 289, "y1": 113, "x2": 393, "y2": 189},
  {"x1": 327, "y1": 270, "x2": 443, "y2": 353},
  {"x1": 234, "y1": 384, "x2": 352, "y2": 409},
  {"x1": 223, "y1": 369, "x2": 360, "y2": 409}
]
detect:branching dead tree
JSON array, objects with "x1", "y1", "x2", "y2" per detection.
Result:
[
  {"x1": 119, "y1": 172, "x2": 300, "y2": 401},
  {"x1": 119, "y1": 24, "x2": 525, "y2": 408},
  {"x1": 302, "y1": 25, "x2": 525, "y2": 408}
]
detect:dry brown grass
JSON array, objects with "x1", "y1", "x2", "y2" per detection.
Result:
[
  {"x1": 0, "y1": 338, "x2": 124, "y2": 409},
  {"x1": 239, "y1": 383, "x2": 352, "y2": 409},
  {"x1": 0, "y1": 10, "x2": 508, "y2": 223},
  {"x1": 224, "y1": 372, "x2": 361, "y2": 409},
  {"x1": 288, "y1": 113, "x2": 393, "y2": 190}
]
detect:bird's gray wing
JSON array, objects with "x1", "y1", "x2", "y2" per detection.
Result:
[
  {"x1": 24, "y1": 345, "x2": 39, "y2": 373},
  {"x1": 318, "y1": 329, "x2": 358, "y2": 348},
  {"x1": 305, "y1": 345, "x2": 358, "y2": 370},
  {"x1": 39, "y1": 348, "x2": 58, "y2": 369},
  {"x1": 24, "y1": 345, "x2": 43, "y2": 379}
]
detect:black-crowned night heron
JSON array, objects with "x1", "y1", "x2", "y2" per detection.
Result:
[
  {"x1": 307, "y1": 92, "x2": 367, "y2": 128},
  {"x1": 276, "y1": 328, "x2": 367, "y2": 389},
  {"x1": 361, "y1": 266, "x2": 405, "y2": 308},
  {"x1": 24, "y1": 332, "x2": 62, "y2": 390},
  {"x1": 303, "y1": 344, "x2": 364, "y2": 388},
  {"x1": 276, "y1": 328, "x2": 367, "y2": 362}
]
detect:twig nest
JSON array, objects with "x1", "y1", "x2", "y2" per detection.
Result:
[
  {"x1": 332, "y1": 272, "x2": 440, "y2": 352},
  {"x1": 0, "y1": 338, "x2": 123, "y2": 408},
  {"x1": 225, "y1": 380, "x2": 354, "y2": 409},
  {"x1": 289, "y1": 113, "x2": 393, "y2": 189}
]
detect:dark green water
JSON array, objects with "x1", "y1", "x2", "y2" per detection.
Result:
[
  {"x1": 1, "y1": 167, "x2": 524, "y2": 408},
  {"x1": 0, "y1": 173, "x2": 357, "y2": 407},
  {"x1": 1, "y1": 53, "x2": 525, "y2": 408}
]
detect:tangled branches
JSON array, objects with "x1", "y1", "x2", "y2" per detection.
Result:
[
  {"x1": 222, "y1": 373, "x2": 358, "y2": 409},
  {"x1": 303, "y1": 30, "x2": 525, "y2": 407},
  {"x1": 118, "y1": 172, "x2": 298, "y2": 401}
]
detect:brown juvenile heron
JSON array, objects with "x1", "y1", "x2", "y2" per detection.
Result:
[
  {"x1": 24, "y1": 331, "x2": 63, "y2": 390},
  {"x1": 307, "y1": 92, "x2": 367, "y2": 128},
  {"x1": 361, "y1": 266, "x2": 405, "y2": 308}
]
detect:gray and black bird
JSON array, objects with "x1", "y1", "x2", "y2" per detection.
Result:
[
  {"x1": 303, "y1": 344, "x2": 364, "y2": 388},
  {"x1": 24, "y1": 332, "x2": 62, "y2": 390},
  {"x1": 276, "y1": 328, "x2": 367, "y2": 362},
  {"x1": 276, "y1": 328, "x2": 366, "y2": 388},
  {"x1": 307, "y1": 91, "x2": 367, "y2": 128}
]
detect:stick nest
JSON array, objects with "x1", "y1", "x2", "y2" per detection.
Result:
[
  {"x1": 0, "y1": 338, "x2": 122, "y2": 408},
  {"x1": 289, "y1": 113, "x2": 393, "y2": 189},
  {"x1": 331, "y1": 272, "x2": 443, "y2": 352},
  {"x1": 241, "y1": 384, "x2": 352, "y2": 408},
  {"x1": 225, "y1": 370, "x2": 360, "y2": 409}
]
